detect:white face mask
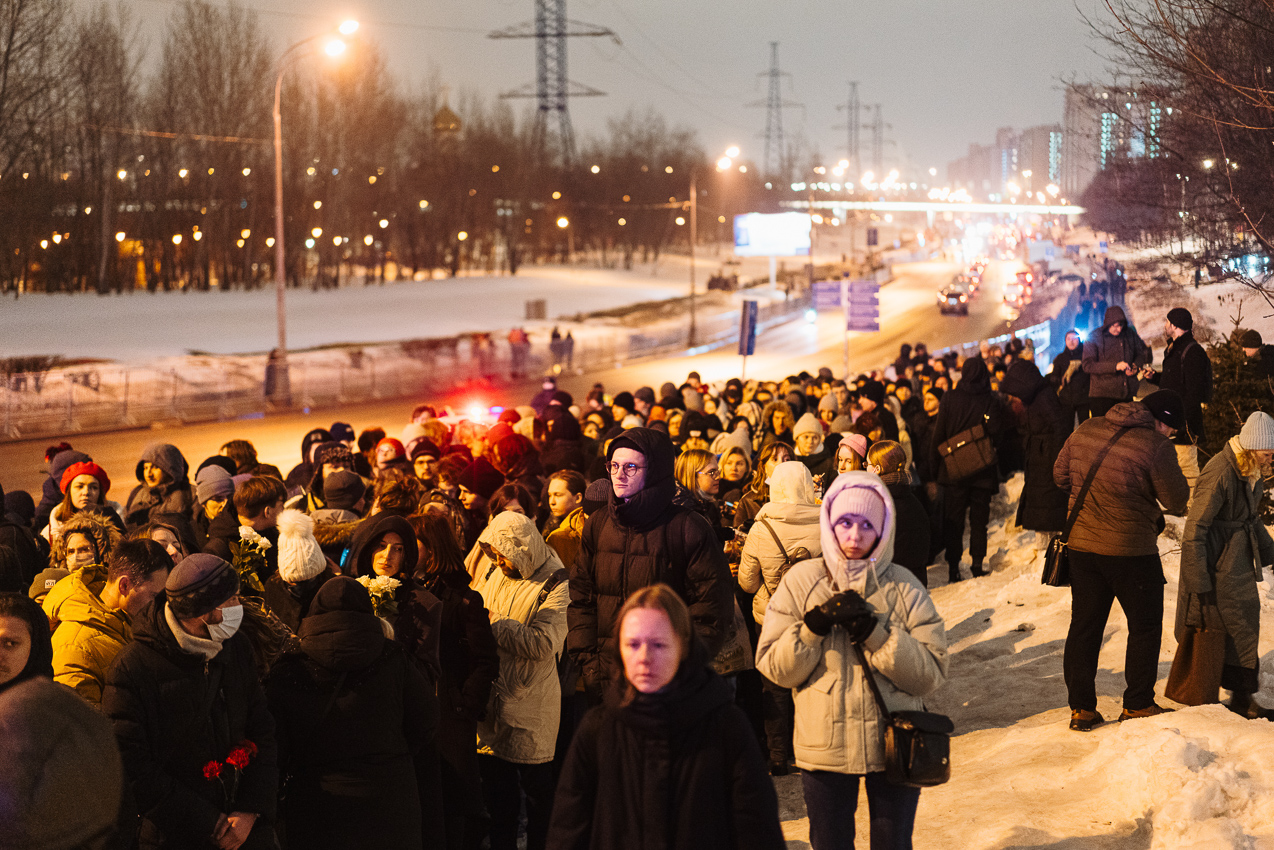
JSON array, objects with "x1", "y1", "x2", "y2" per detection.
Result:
[{"x1": 206, "y1": 605, "x2": 244, "y2": 642}]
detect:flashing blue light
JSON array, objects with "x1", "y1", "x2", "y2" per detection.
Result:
[
  {"x1": 489, "y1": 406, "x2": 504, "y2": 415},
  {"x1": 805, "y1": 309, "x2": 817, "y2": 324}
]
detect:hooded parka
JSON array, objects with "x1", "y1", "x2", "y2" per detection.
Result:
[
  {"x1": 266, "y1": 577, "x2": 435, "y2": 850},
  {"x1": 472, "y1": 511, "x2": 570, "y2": 764},
  {"x1": 1001, "y1": 358, "x2": 1071, "y2": 532},
  {"x1": 755, "y1": 472, "x2": 948, "y2": 775},
  {"x1": 124, "y1": 444, "x2": 194, "y2": 529},
  {"x1": 1081, "y1": 306, "x2": 1150, "y2": 402},
  {"x1": 569, "y1": 428, "x2": 733, "y2": 694},
  {"x1": 737, "y1": 462, "x2": 822, "y2": 625},
  {"x1": 46, "y1": 564, "x2": 131, "y2": 705}
]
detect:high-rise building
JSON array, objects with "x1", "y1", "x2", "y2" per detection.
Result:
[{"x1": 1063, "y1": 84, "x2": 1168, "y2": 200}]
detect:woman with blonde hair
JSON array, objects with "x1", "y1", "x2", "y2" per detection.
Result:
[
  {"x1": 1176, "y1": 411, "x2": 1274, "y2": 719},
  {"x1": 867, "y1": 440, "x2": 931, "y2": 586},
  {"x1": 547, "y1": 584, "x2": 785, "y2": 850},
  {"x1": 733, "y1": 442, "x2": 794, "y2": 532}
]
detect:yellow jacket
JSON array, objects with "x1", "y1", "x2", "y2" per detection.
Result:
[{"x1": 44, "y1": 565, "x2": 131, "y2": 706}]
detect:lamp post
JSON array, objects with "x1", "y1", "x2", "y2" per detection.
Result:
[{"x1": 271, "y1": 19, "x2": 358, "y2": 404}]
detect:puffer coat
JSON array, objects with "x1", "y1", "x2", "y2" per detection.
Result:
[
  {"x1": 737, "y1": 462, "x2": 821, "y2": 625},
  {"x1": 46, "y1": 565, "x2": 131, "y2": 705},
  {"x1": 472, "y1": 511, "x2": 569, "y2": 764},
  {"x1": 756, "y1": 472, "x2": 947, "y2": 775},
  {"x1": 1053, "y1": 401, "x2": 1189, "y2": 557},
  {"x1": 1175, "y1": 440, "x2": 1274, "y2": 675},
  {"x1": 569, "y1": 428, "x2": 733, "y2": 694}
]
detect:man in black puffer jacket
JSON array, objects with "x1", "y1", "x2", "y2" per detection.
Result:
[
  {"x1": 104, "y1": 554, "x2": 277, "y2": 849},
  {"x1": 928, "y1": 357, "x2": 1007, "y2": 582},
  {"x1": 568, "y1": 428, "x2": 732, "y2": 697}
]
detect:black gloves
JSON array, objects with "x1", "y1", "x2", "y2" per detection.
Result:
[{"x1": 803, "y1": 590, "x2": 877, "y2": 642}]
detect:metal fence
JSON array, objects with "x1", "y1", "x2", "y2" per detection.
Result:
[{"x1": 2, "y1": 294, "x2": 811, "y2": 440}]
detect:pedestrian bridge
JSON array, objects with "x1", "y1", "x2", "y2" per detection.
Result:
[{"x1": 782, "y1": 200, "x2": 1084, "y2": 216}]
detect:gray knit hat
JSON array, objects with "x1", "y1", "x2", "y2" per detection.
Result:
[
  {"x1": 166, "y1": 554, "x2": 239, "y2": 619},
  {"x1": 1239, "y1": 411, "x2": 1274, "y2": 452},
  {"x1": 194, "y1": 465, "x2": 234, "y2": 507}
]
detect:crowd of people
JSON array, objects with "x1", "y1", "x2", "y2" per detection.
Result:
[{"x1": 1, "y1": 299, "x2": 1274, "y2": 850}]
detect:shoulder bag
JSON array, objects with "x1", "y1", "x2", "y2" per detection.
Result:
[
  {"x1": 936, "y1": 418, "x2": 996, "y2": 482},
  {"x1": 852, "y1": 642, "x2": 953, "y2": 788},
  {"x1": 757, "y1": 517, "x2": 812, "y2": 591},
  {"x1": 1042, "y1": 426, "x2": 1134, "y2": 587},
  {"x1": 1164, "y1": 597, "x2": 1226, "y2": 705}
]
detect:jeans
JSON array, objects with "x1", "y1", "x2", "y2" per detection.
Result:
[
  {"x1": 478, "y1": 756, "x2": 555, "y2": 850},
  {"x1": 942, "y1": 485, "x2": 992, "y2": 570},
  {"x1": 802, "y1": 770, "x2": 921, "y2": 850},
  {"x1": 1063, "y1": 549, "x2": 1165, "y2": 712}
]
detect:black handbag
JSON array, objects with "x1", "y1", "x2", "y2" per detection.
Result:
[
  {"x1": 1042, "y1": 427, "x2": 1134, "y2": 587},
  {"x1": 852, "y1": 643, "x2": 954, "y2": 788}
]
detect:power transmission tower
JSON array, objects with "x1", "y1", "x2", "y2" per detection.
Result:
[
  {"x1": 489, "y1": 0, "x2": 614, "y2": 168},
  {"x1": 833, "y1": 81, "x2": 861, "y2": 176},
  {"x1": 747, "y1": 42, "x2": 802, "y2": 183}
]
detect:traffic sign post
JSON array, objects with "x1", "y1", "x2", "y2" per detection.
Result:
[{"x1": 738, "y1": 299, "x2": 759, "y2": 379}]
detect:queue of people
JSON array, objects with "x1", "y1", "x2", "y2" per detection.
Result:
[{"x1": 0, "y1": 300, "x2": 1270, "y2": 850}]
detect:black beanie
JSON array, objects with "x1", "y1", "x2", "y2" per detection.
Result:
[{"x1": 1166, "y1": 308, "x2": 1193, "y2": 332}]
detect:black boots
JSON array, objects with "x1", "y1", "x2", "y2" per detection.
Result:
[
  {"x1": 970, "y1": 560, "x2": 986, "y2": 578},
  {"x1": 1227, "y1": 691, "x2": 1274, "y2": 720},
  {"x1": 948, "y1": 564, "x2": 963, "y2": 583}
]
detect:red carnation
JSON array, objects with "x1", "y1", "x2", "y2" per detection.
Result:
[
  {"x1": 226, "y1": 748, "x2": 250, "y2": 769},
  {"x1": 203, "y1": 760, "x2": 222, "y2": 781},
  {"x1": 239, "y1": 740, "x2": 258, "y2": 758}
]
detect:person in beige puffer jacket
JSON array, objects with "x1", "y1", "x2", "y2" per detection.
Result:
[
  {"x1": 757, "y1": 471, "x2": 947, "y2": 849},
  {"x1": 471, "y1": 510, "x2": 569, "y2": 850}
]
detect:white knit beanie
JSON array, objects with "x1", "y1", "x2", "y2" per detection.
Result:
[
  {"x1": 828, "y1": 485, "x2": 886, "y2": 534},
  {"x1": 275, "y1": 509, "x2": 326, "y2": 583},
  {"x1": 1239, "y1": 411, "x2": 1274, "y2": 452}
]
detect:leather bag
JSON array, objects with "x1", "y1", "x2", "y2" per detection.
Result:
[
  {"x1": 936, "y1": 423, "x2": 997, "y2": 482},
  {"x1": 852, "y1": 643, "x2": 953, "y2": 788},
  {"x1": 1164, "y1": 601, "x2": 1226, "y2": 706}
]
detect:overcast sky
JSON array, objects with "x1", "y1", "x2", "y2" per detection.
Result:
[{"x1": 125, "y1": 0, "x2": 1113, "y2": 179}]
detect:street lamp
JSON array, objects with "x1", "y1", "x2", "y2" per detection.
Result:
[{"x1": 272, "y1": 18, "x2": 358, "y2": 404}]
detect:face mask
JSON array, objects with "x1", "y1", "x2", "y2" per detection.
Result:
[{"x1": 206, "y1": 605, "x2": 244, "y2": 642}]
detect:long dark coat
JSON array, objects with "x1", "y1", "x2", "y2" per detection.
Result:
[
  {"x1": 1176, "y1": 443, "x2": 1274, "y2": 683},
  {"x1": 266, "y1": 578, "x2": 435, "y2": 850},
  {"x1": 1003, "y1": 359, "x2": 1070, "y2": 532}
]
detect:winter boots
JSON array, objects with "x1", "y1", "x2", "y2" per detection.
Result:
[
  {"x1": 1069, "y1": 709, "x2": 1103, "y2": 732},
  {"x1": 1227, "y1": 691, "x2": 1274, "y2": 720},
  {"x1": 1117, "y1": 703, "x2": 1173, "y2": 722}
]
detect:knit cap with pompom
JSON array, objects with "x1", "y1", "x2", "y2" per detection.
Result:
[{"x1": 276, "y1": 509, "x2": 326, "y2": 583}]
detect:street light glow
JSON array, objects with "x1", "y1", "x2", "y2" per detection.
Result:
[
  {"x1": 324, "y1": 38, "x2": 347, "y2": 57},
  {"x1": 193, "y1": 231, "x2": 203, "y2": 241},
  {"x1": 1203, "y1": 159, "x2": 1215, "y2": 169},
  {"x1": 378, "y1": 219, "x2": 388, "y2": 228},
  {"x1": 675, "y1": 216, "x2": 685, "y2": 226},
  {"x1": 117, "y1": 170, "x2": 127, "y2": 180},
  {"x1": 266, "y1": 237, "x2": 274, "y2": 247},
  {"x1": 311, "y1": 227, "x2": 323, "y2": 237},
  {"x1": 313, "y1": 201, "x2": 322, "y2": 209},
  {"x1": 242, "y1": 167, "x2": 251, "y2": 176},
  {"x1": 364, "y1": 235, "x2": 374, "y2": 245},
  {"x1": 618, "y1": 218, "x2": 626, "y2": 226},
  {"x1": 333, "y1": 236, "x2": 342, "y2": 245},
  {"x1": 556, "y1": 217, "x2": 569, "y2": 229},
  {"x1": 241, "y1": 229, "x2": 251, "y2": 239},
  {"x1": 458, "y1": 231, "x2": 469, "y2": 241},
  {"x1": 590, "y1": 165, "x2": 600, "y2": 173},
  {"x1": 179, "y1": 169, "x2": 188, "y2": 178},
  {"x1": 717, "y1": 157, "x2": 732, "y2": 171},
  {"x1": 726, "y1": 146, "x2": 740, "y2": 158},
  {"x1": 419, "y1": 200, "x2": 428, "y2": 209},
  {"x1": 115, "y1": 231, "x2": 125, "y2": 242},
  {"x1": 338, "y1": 19, "x2": 359, "y2": 35}
]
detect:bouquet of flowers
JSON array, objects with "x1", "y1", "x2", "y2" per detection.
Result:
[
  {"x1": 229, "y1": 527, "x2": 271, "y2": 594},
  {"x1": 203, "y1": 740, "x2": 259, "y2": 809},
  {"x1": 355, "y1": 574, "x2": 401, "y2": 620}
]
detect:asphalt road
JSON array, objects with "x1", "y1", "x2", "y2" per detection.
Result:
[{"x1": 0, "y1": 259, "x2": 1023, "y2": 499}]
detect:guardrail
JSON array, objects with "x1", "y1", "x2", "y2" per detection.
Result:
[{"x1": 1, "y1": 294, "x2": 811, "y2": 441}]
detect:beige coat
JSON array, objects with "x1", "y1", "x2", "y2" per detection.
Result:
[
  {"x1": 756, "y1": 472, "x2": 948, "y2": 775},
  {"x1": 738, "y1": 502, "x2": 821, "y2": 625},
  {"x1": 473, "y1": 511, "x2": 569, "y2": 765}
]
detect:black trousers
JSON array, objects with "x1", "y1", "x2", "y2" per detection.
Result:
[
  {"x1": 478, "y1": 756, "x2": 555, "y2": 850},
  {"x1": 760, "y1": 674, "x2": 795, "y2": 763},
  {"x1": 942, "y1": 485, "x2": 992, "y2": 570},
  {"x1": 1064, "y1": 549, "x2": 1165, "y2": 712}
]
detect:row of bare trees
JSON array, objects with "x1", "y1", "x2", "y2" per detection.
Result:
[
  {"x1": 0, "y1": 0, "x2": 777, "y2": 295},
  {"x1": 1081, "y1": 1, "x2": 1274, "y2": 268}
]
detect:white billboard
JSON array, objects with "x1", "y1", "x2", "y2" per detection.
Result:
[{"x1": 733, "y1": 212, "x2": 811, "y2": 257}]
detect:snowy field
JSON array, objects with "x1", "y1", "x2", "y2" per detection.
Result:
[
  {"x1": 0, "y1": 258, "x2": 753, "y2": 361},
  {"x1": 773, "y1": 475, "x2": 1274, "y2": 849}
]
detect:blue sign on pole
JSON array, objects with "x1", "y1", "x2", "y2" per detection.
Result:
[
  {"x1": 846, "y1": 280, "x2": 880, "y2": 333},
  {"x1": 1098, "y1": 240, "x2": 1109, "y2": 254},
  {"x1": 737, "y1": 300, "x2": 759, "y2": 356},
  {"x1": 811, "y1": 281, "x2": 842, "y2": 311},
  {"x1": 866, "y1": 228, "x2": 879, "y2": 247}
]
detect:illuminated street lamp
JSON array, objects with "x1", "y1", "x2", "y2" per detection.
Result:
[{"x1": 273, "y1": 18, "x2": 358, "y2": 403}]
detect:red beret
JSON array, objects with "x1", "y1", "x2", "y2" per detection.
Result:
[{"x1": 59, "y1": 462, "x2": 110, "y2": 496}]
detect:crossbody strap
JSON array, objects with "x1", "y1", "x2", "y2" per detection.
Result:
[
  {"x1": 758, "y1": 517, "x2": 789, "y2": 562},
  {"x1": 851, "y1": 641, "x2": 893, "y2": 718},
  {"x1": 1062, "y1": 427, "x2": 1135, "y2": 543}
]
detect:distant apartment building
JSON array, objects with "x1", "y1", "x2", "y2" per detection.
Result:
[
  {"x1": 946, "y1": 124, "x2": 1061, "y2": 200},
  {"x1": 1062, "y1": 84, "x2": 1167, "y2": 200}
]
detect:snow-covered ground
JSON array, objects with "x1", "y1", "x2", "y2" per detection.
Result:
[{"x1": 776, "y1": 476, "x2": 1274, "y2": 848}]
